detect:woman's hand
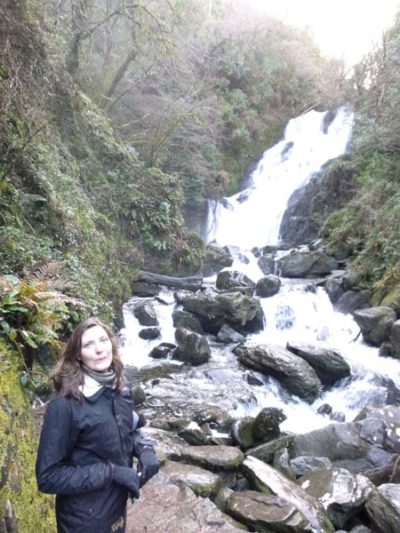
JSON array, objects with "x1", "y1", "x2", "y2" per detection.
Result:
[
  {"x1": 111, "y1": 465, "x2": 140, "y2": 499},
  {"x1": 138, "y1": 448, "x2": 160, "y2": 486}
]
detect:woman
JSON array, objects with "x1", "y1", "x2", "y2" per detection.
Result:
[{"x1": 36, "y1": 317, "x2": 160, "y2": 533}]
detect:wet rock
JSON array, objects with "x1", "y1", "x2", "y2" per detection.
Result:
[
  {"x1": 335, "y1": 290, "x2": 371, "y2": 314},
  {"x1": 292, "y1": 422, "x2": 370, "y2": 464},
  {"x1": 290, "y1": 455, "x2": 332, "y2": 477},
  {"x1": 131, "y1": 384, "x2": 146, "y2": 406},
  {"x1": 242, "y1": 456, "x2": 334, "y2": 532},
  {"x1": 354, "y1": 405, "x2": 400, "y2": 454},
  {"x1": 233, "y1": 344, "x2": 321, "y2": 402},
  {"x1": 257, "y1": 254, "x2": 275, "y2": 275},
  {"x1": 148, "y1": 342, "x2": 176, "y2": 359},
  {"x1": 353, "y1": 306, "x2": 396, "y2": 346},
  {"x1": 245, "y1": 372, "x2": 264, "y2": 386},
  {"x1": 255, "y1": 274, "x2": 281, "y2": 298},
  {"x1": 139, "y1": 427, "x2": 189, "y2": 462},
  {"x1": 252, "y1": 407, "x2": 286, "y2": 442},
  {"x1": 298, "y1": 467, "x2": 373, "y2": 529},
  {"x1": 390, "y1": 319, "x2": 400, "y2": 357},
  {"x1": 217, "y1": 325, "x2": 246, "y2": 344},
  {"x1": 318, "y1": 403, "x2": 333, "y2": 415},
  {"x1": 202, "y1": 245, "x2": 233, "y2": 277},
  {"x1": 277, "y1": 250, "x2": 338, "y2": 278},
  {"x1": 130, "y1": 280, "x2": 161, "y2": 297},
  {"x1": 133, "y1": 300, "x2": 159, "y2": 326},
  {"x1": 245, "y1": 435, "x2": 294, "y2": 464},
  {"x1": 180, "y1": 291, "x2": 265, "y2": 334},
  {"x1": 286, "y1": 342, "x2": 351, "y2": 386},
  {"x1": 172, "y1": 309, "x2": 203, "y2": 334},
  {"x1": 279, "y1": 157, "x2": 358, "y2": 248},
  {"x1": 216, "y1": 270, "x2": 255, "y2": 293},
  {"x1": 365, "y1": 483, "x2": 400, "y2": 533},
  {"x1": 181, "y1": 445, "x2": 244, "y2": 471},
  {"x1": 127, "y1": 482, "x2": 245, "y2": 532},
  {"x1": 173, "y1": 327, "x2": 211, "y2": 366},
  {"x1": 289, "y1": 409, "x2": 400, "y2": 479},
  {"x1": 231, "y1": 417, "x2": 255, "y2": 449},
  {"x1": 226, "y1": 490, "x2": 311, "y2": 531},
  {"x1": 324, "y1": 276, "x2": 345, "y2": 304},
  {"x1": 158, "y1": 461, "x2": 223, "y2": 497},
  {"x1": 178, "y1": 424, "x2": 211, "y2": 445},
  {"x1": 138, "y1": 327, "x2": 161, "y2": 340}
]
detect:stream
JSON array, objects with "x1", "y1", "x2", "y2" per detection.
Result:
[{"x1": 120, "y1": 107, "x2": 400, "y2": 435}]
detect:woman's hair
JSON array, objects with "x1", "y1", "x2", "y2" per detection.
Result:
[{"x1": 51, "y1": 317, "x2": 124, "y2": 399}]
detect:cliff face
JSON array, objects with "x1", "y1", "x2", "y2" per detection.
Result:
[{"x1": 279, "y1": 157, "x2": 359, "y2": 248}]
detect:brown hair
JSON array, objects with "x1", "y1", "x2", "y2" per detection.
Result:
[{"x1": 51, "y1": 317, "x2": 124, "y2": 399}]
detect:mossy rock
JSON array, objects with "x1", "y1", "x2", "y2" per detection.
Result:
[
  {"x1": 380, "y1": 285, "x2": 400, "y2": 314},
  {"x1": 0, "y1": 343, "x2": 56, "y2": 532}
]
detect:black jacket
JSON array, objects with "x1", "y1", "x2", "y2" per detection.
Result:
[{"x1": 36, "y1": 385, "x2": 147, "y2": 533}]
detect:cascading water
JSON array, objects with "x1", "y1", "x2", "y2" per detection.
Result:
[
  {"x1": 206, "y1": 107, "x2": 354, "y2": 249},
  {"x1": 121, "y1": 107, "x2": 400, "y2": 434}
]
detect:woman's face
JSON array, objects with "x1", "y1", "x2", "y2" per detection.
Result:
[{"x1": 80, "y1": 325, "x2": 113, "y2": 372}]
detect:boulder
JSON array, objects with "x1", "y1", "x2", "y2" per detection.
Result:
[
  {"x1": 172, "y1": 309, "x2": 203, "y2": 334},
  {"x1": 290, "y1": 410, "x2": 400, "y2": 479},
  {"x1": 277, "y1": 251, "x2": 338, "y2": 278},
  {"x1": 138, "y1": 327, "x2": 161, "y2": 340},
  {"x1": 353, "y1": 306, "x2": 396, "y2": 346},
  {"x1": 255, "y1": 275, "x2": 281, "y2": 298},
  {"x1": 335, "y1": 290, "x2": 371, "y2": 314},
  {"x1": 217, "y1": 325, "x2": 246, "y2": 344},
  {"x1": 257, "y1": 255, "x2": 275, "y2": 275},
  {"x1": 290, "y1": 456, "x2": 332, "y2": 477},
  {"x1": 292, "y1": 422, "x2": 371, "y2": 464},
  {"x1": 202, "y1": 245, "x2": 233, "y2": 277},
  {"x1": 390, "y1": 319, "x2": 400, "y2": 357},
  {"x1": 286, "y1": 342, "x2": 351, "y2": 385},
  {"x1": 230, "y1": 417, "x2": 255, "y2": 449},
  {"x1": 242, "y1": 456, "x2": 334, "y2": 532},
  {"x1": 365, "y1": 483, "x2": 400, "y2": 533},
  {"x1": 298, "y1": 467, "x2": 373, "y2": 529},
  {"x1": 324, "y1": 276, "x2": 345, "y2": 304},
  {"x1": 130, "y1": 280, "x2": 161, "y2": 297},
  {"x1": 173, "y1": 327, "x2": 211, "y2": 366},
  {"x1": 158, "y1": 461, "x2": 223, "y2": 497},
  {"x1": 226, "y1": 490, "x2": 311, "y2": 531},
  {"x1": 245, "y1": 435, "x2": 294, "y2": 464},
  {"x1": 148, "y1": 342, "x2": 176, "y2": 359},
  {"x1": 138, "y1": 427, "x2": 189, "y2": 463},
  {"x1": 181, "y1": 445, "x2": 244, "y2": 471},
  {"x1": 252, "y1": 407, "x2": 286, "y2": 442},
  {"x1": 178, "y1": 424, "x2": 211, "y2": 446},
  {"x1": 180, "y1": 291, "x2": 265, "y2": 334},
  {"x1": 133, "y1": 300, "x2": 159, "y2": 326},
  {"x1": 127, "y1": 482, "x2": 245, "y2": 532},
  {"x1": 233, "y1": 344, "x2": 321, "y2": 402},
  {"x1": 216, "y1": 270, "x2": 255, "y2": 294}
]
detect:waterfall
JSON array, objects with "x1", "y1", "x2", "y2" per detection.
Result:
[
  {"x1": 206, "y1": 107, "x2": 354, "y2": 249},
  {"x1": 121, "y1": 106, "x2": 400, "y2": 434}
]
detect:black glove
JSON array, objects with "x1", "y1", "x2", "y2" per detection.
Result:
[
  {"x1": 138, "y1": 448, "x2": 160, "y2": 487},
  {"x1": 111, "y1": 464, "x2": 140, "y2": 499}
]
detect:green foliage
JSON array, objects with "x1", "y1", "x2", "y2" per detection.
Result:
[
  {"x1": 323, "y1": 148, "x2": 400, "y2": 298},
  {"x1": 0, "y1": 273, "x2": 85, "y2": 367}
]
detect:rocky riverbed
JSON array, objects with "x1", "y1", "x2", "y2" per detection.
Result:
[{"x1": 122, "y1": 243, "x2": 400, "y2": 532}]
